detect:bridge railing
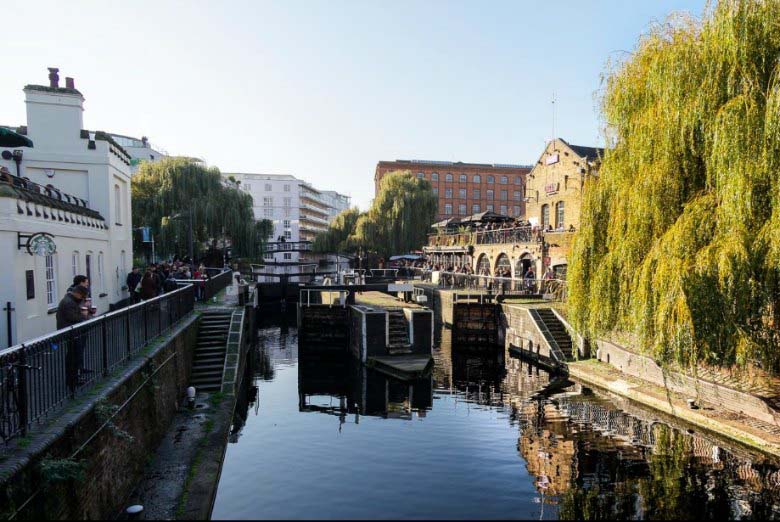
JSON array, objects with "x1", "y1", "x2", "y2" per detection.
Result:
[
  {"x1": 0, "y1": 284, "x2": 195, "y2": 443},
  {"x1": 409, "y1": 268, "x2": 567, "y2": 301},
  {"x1": 172, "y1": 268, "x2": 233, "y2": 301},
  {"x1": 300, "y1": 289, "x2": 351, "y2": 308}
]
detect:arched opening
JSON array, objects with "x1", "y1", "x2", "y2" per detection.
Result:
[
  {"x1": 494, "y1": 254, "x2": 511, "y2": 277},
  {"x1": 476, "y1": 254, "x2": 491, "y2": 276}
]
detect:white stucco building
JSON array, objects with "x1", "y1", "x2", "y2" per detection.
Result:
[
  {"x1": 225, "y1": 172, "x2": 349, "y2": 281},
  {"x1": 0, "y1": 68, "x2": 133, "y2": 349}
]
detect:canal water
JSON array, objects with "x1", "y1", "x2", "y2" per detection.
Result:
[{"x1": 212, "y1": 316, "x2": 780, "y2": 520}]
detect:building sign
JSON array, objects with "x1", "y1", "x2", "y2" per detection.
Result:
[
  {"x1": 23, "y1": 233, "x2": 57, "y2": 256},
  {"x1": 545, "y1": 153, "x2": 559, "y2": 165},
  {"x1": 545, "y1": 182, "x2": 559, "y2": 194}
]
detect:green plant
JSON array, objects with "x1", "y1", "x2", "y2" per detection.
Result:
[
  {"x1": 39, "y1": 457, "x2": 85, "y2": 484},
  {"x1": 95, "y1": 400, "x2": 135, "y2": 443}
]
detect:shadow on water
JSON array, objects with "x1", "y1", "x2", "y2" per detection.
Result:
[{"x1": 215, "y1": 319, "x2": 780, "y2": 520}]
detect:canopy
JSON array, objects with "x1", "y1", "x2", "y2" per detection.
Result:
[
  {"x1": 389, "y1": 254, "x2": 423, "y2": 261},
  {"x1": 461, "y1": 211, "x2": 512, "y2": 224},
  {"x1": 431, "y1": 217, "x2": 461, "y2": 229},
  {"x1": 0, "y1": 127, "x2": 33, "y2": 148}
]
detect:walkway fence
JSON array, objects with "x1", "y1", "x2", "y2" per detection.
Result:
[
  {"x1": 407, "y1": 268, "x2": 567, "y2": 302},
  {"x1": 173, "y1": 268, "x2": 233, "y2": 301},
  {"x1": 0, "y1": 284, "x2": 195, "y2": 443}
]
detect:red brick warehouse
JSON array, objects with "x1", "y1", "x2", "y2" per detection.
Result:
[{"x1": 375, "y1": 160, "x2": 532, "y2": 221}]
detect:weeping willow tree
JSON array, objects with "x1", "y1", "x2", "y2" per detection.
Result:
[
  {"x1": 311, "y1": 171, "x2": 436, "y2": 258},
  {"x1": 569, "y1": 0, "x2": 780, "y2": 372},
  {"x1": 312, "y1": 207, "x2": 361, "y2": 253},
  {"x1": 351, "y1": 171, "x2": 437, "y2": 258},
  {"x1": 131, "y1": 157, "x2": 272, "y2": 259}
]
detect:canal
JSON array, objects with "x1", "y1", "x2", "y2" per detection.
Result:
[{"x1": 212, "y1": 315, "x2": 780, "y2": 520}]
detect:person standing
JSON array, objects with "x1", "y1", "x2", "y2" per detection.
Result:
[
  {"x1": 139, "y1": 270, "x2": 158, "y2": 300},
  {"x1": 56, "y1": 286, "x2": 95, "y2": 391},
  {"x1": 126, "y1": 267, "x2": 142, "y2": 303},
  {"x1": 524, "y1": 266, "x2": 536, "y2": 293}
]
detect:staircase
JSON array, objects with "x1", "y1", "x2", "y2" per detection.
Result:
[
  {"x1": 387, "y1": 310, "x2": 411, "y2": 354},
  {"x1": 191, "y1": 310, "x2": 232, "y2": 392},
  {"x1": 535, "y1": 309, "x2": 574, "y2": 360}
]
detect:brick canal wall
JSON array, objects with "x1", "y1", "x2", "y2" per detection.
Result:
[{"x1": 0, "y1": 314, "x2": 200, "y2": 520}]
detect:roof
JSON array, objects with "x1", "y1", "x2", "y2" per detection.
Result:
[
  {"x1": 24, "y1": 84, "x2": 83, "y2": 97},
  {"x1": 461, "y1": 211, "x2": 513, "y2": 223},
  {"x1": 560, "y1": 139, "x2": 604, "y2": 161},
  {"x1": 0, "y1": 169, "x2": 107, "y2": 224},
  {"x1": 378, "y1": 160, "x2": 533, "y2": 170},
  {"x1": 226, "y1": 172, "x2": 299, "y2": 181}
]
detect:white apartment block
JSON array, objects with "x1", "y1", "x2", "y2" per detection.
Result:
[
  {"x1": 0, "y1": 68, "x2": 133, "y2": 348},
  {"x1": 108, "y1": 134, "x2": 167, "y2": 175},
  {"x1": 225, "y1": 173, "x2": 349, "y2": 281}
]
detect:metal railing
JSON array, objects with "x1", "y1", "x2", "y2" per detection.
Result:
[
  {"x1": 0, "y1": 284, "x2": 195, "y2": 442},
  {"x1": 408, "y1": 268, "x2": 567, "y2": 301},
  {"x1": 427, "y1": 226, "x2": 542, "y2": 247},
  {"x1": 300, "y1": 289, "x2": 350, "y2": 308},
  {"x1": 173, "y1": 268, "x2": 233, "y2": 301}
]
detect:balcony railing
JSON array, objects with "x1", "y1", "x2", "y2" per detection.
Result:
[
  {"x1": 0, "y1": 284, "x2": 195, "y2": 442},
  {"x1": 427, "y1": 226, "x2": 542, "y2": 248},
  {"x1": 407, "y1": 268, "x2": 567, "y2": 301}
]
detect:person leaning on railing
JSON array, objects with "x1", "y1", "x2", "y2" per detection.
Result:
[{"x1": 55, "y1": 285, "x2": 95, "y2": 390}]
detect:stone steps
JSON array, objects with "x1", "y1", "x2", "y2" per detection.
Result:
[{"x1": 190, "y1": 310, "x2": 232, "y2": 391}]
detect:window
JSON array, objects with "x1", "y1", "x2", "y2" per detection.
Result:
[
  {"x1": 114, "y1": 185, "x2": 122, "y2": 225},
  {"x1": 283, "y1": 253, "x2": 292, "y2": 260},
  {"x1": 459, "y1": 204, "x2": 467, "y2": 215},
  {"x1": 487, "y1": 189, "x2": 494, "y2": 200},
  {"x1": 459, "y1": 188, "x2": 466, "y2": 199},
  {"x1": 500, "y1": 205, "x2": 508, "y2": 215},
  {"x1": 417, "y1": 172, "x2": 425, "y2": 180},
  {"x1": 515, "y1": 176, "x2": 522, "y2": 184},
  {"x1": 283, "y1": 219, "x2": 291, "y2": 229},
  {"x1": 264, "y1": 252, "x2": 274, "y2": 260},
  {"x1": 71, "y1": 251, "x2": 80, "y2": 278},
  {"x1": 119, "y1": 250, "x2": 126, "y2": 295},
  {"x1": 85, "y1": 253, "x2": 92, "y2": 296},
  {"x1": 487, "y1": 175, "x2": 494, "y2": 184},
  {"x1": 445, "y1": 173, "x2": 453, "y2": 182},
  {"x1": 284, "y1": 184, "x2": 290, "y2": 192},
  {"x1": 244, "y1": 183, "x2": 252, "y2": 192},
  {"x1": 500, "y1": 190, "x2": 508, "y2": 200},
  {"x1": 433, "y1": 188, "x2": 439, "y2": 196},
  {"x1": 283, "y1": 197, "x2": 291, "y2": 207},
  {"x1": 472, "y1": 204, "x2": 480, "y2": 213},
  {"x1": 513, "y1": 206, "x2": 521, "y2": 216},
  {"x1": 473, "y1": 174, "x2": 481, "y2": 183},
  {"x1": 265, "y1": 183, "x2": 272, "y2": 191},
  {"x1": 556, "y1": 201, "x2": 565, "y2": 229},
  {"x1": 263, "y1": 197, "x2": 273, "y2": 207},
  {"x1": 514, "y1": 191, "x2": 522, "y2": 201},
  {"x1": 45, "y1": 254, "x2": 57, "y2": 308},
  {"x1": 459, "y1": 174, "x2": 467, "y2": 182},
  {"x1": 473, "y1": 189, "x2": 481, "y2": 199},
  {"x1": 444, "y1": 204, "x2": 452, "y2": 215},
  {"x1": 486, "y1": 204, "x2": 494, "y2": 212},
  {"x1": 500, "y1": 176, "x2": 508, "y2": 184},
  {"x1": 431, "y1": 172, "x2": 438, "y2": 181},
  {"x1": 283, "y1": 207, "x2": 290, "y2": 218},
  {"x1": 445, "y1": 188, "x2": 453, "y2": 198},
  {"x1": 284, "y1": 230, "x2": 292, "y2": 239},
  {"x1": 97, "y1": 252, "x2": 105, "y2": 294},
  {"x1": 264, "y1": 208, "x2": 273, "y2": 218},
  {"x1": 541, "y1": 204, "x2": 550, "y2": 228}
]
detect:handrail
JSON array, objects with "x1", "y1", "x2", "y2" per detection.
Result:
[{"x1": 300, "y1": 288, "x2": 350, "y2": 308}]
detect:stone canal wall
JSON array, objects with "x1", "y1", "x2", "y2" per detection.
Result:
[
  {"x1": 595, "y1": 339, "x2": 780, "y2": 425},
  {"x1": 501, "y1": 305, "x2": 559, "y2": 371},
  {"x1": 0, "y1": 313, "x2": 201, "y2": 520}
]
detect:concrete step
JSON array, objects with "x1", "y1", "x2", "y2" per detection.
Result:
[
  {"x1": 192, "y1": 363, "x2": 225, "y2": 372},
  {"x1": 194, "y1": 354, "x2": 226, "y2": 363},
  {"x1": 192, "y1": 383, "x2": 222, "y2": 392},
  {"x1": 195, "y1": 346, "x2": 227, "y2": 354}
]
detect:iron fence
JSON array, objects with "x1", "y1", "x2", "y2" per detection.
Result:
[
  {"x1": 172, "y1": 268, "x2": 233, "y2": 301},
  {"x1": 0, "y1": 284, "x2": 195, "y2": 443},
  {"x1": 427, "y1": 226, "x2": 542, "y2": 247},
  {"x1": 408, "y1": 268, "x2": 567, "y2": 301}
]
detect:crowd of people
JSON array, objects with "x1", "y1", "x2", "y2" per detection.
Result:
[
  {"x1": 431, "y1": 218, "x2": 577, "y2": 247},
  {"x1": 125, "y1": 259, "x2": 211, "y2": 303}
]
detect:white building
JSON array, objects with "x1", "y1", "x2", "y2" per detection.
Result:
[
  {"x1": 225, "y1": 173, "x2": 349, "y2": 281},
  {"x1": 108, "y1": 133, "x2": 167, "y2": 175},
  {"x1": 320, "y1": 190, "x2": 352, "y2": 220},
  {"x1": 0, "y1": 68, "x2": 133, "y2": 349}
]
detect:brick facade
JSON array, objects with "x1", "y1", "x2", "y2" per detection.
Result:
[
  {"x1": 375, "y1": 160, "x2": 531, "y2": 221},
  {"x1": 524, "y1": 138, "x2": 602, "y2": 231}
]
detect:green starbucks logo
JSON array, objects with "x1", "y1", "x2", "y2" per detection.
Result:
[{"x1": 26, "y1": 233, "x2": 57, "y2": 256}]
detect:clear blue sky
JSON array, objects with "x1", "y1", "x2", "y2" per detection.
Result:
[{"x1": 3, "y1": 0, "x2": 705, "y2": 209}]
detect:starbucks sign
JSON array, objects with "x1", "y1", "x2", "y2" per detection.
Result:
[{"x1": 26, "y1": 233, "x2": 57, "y2": 256}]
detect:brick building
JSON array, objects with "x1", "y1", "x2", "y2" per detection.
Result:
[
  {"x1": 524, "y1": 138, "x2": 602, "y2": 231},
  {"x1": 375, "y1": 160, "x2": 531, "y2": 221}
]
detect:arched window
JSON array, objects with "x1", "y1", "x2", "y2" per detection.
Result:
[
  {"x1": 477, "y1": 254, "x2": 491, "y2": 275},
  {"x1": 495, "y1": 254, "x2": 511, "y2": 275},
  {"x1": 487, "y1": 175, "x2": 494, "y2": 184},
  {"x1": 431, "y1": 172, "x2": 439, "y2": 181},
  {"x1": 541, "y1": 204, "x2": 550, "y2": 229},
  {"x1": 473, "y1": 174, "x2": 481, "y2": 183},
  {"x1": 445, "y1": 173, "x2": 453, "y2": 182},
  {"x1": 555, "y1": 201, "x2": 565, "y2": 229},
  {"x1": 72, "y1": 251, "x2": 80, "y2": 278},
  {"x1": 459, "y1": 174, "x2": 467, "y2": 182},
  {"x1": 416, "y1": 172, "x2": 425, "y2": 180}
]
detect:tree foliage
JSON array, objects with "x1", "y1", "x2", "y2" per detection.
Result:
[
  {"x1": 312, "y1": 171, "x2": 437, "y2": 258},
  {"x1": 131, "y1": 158, "x2": 272, "y2": 259},
  {"x1": 569, "y1": 0, "x2": 780, "y2": 371},
  {"x1": 312, "y1": 207, "x2": 361, "y2": 253}
]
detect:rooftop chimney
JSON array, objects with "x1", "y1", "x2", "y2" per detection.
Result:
[
  {"x1": 47, "y1": 67, "x2": 60, "y2": 88},
  {"x1": 65, "y1": 77, "x2": 75, "y2": 90}
]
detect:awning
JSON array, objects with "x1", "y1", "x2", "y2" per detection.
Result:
[
  {"x1": 431, "y1": 217, "x2": 462, "y2": 229},
  {"x1": 0, "y1": 127, "x2": 34, "y2": 148}
]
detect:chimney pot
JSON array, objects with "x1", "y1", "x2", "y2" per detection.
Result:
[
  {"x1": 47, "y1": 67, "x2": 60, "y2": 88},
  {"x1": 65, "y1": 77, "x2": 75, "y2": 90}
]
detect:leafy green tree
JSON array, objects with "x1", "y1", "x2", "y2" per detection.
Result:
[
  {"x1": 569, "y1": 0, "x2": 780, "y2": 371},
  {"x1": 131, "y1": 157, "x2": 272, "y2": 259},
  {"x1": 312, "y1": 207, "x2": 362, "y2": 253}
]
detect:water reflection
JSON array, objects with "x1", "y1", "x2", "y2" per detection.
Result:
[{"x1": 216, "y1": 319, "x2": 780, "y2": 520}]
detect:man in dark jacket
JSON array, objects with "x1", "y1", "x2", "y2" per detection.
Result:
[
  {"x1": 126, "y1": 267, "x2": 142, "y2": 303},
  {"x1": 56, "y1": 286, "x2": 92, "y2": 390}
]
